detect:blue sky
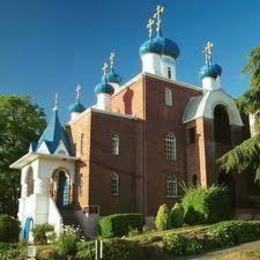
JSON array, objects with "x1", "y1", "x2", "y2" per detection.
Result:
[{"x1": 0, "y1": 0, "x2": 259, "y2": 122}]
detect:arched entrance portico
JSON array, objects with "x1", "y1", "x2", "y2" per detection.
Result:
[{"x1": 51, "y1": 169, "x2": 71, "y2": 210}]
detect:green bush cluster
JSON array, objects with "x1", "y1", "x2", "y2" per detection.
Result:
[
  {"x1": 97, "y1": 213, "x2": 143, "y2": 238},
  {"x1": 170, "y1": 202, "x2": 184, "y2": 228},
  {"x1": 0, "y1": 215, "x2": 20, "y2": 243},
  {"x1": 155, "y1": 204, "x2": 171, "y2": 230},
  {"x1": 182, "y1": 185, "x2": 230, "y2": 225},
  {"x1": 32, "y1": 223, "x2": 54, "y2": 245},
  {"x1": 164, "y1": 220, "x2": 260, "y2": 257}
]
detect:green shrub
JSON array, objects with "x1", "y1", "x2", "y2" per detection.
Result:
[
  {"x1": 0, "y1": 215, "x2": 20, "y2": 243},
  {"x1": 208, "y1": 220, "x2": 260, "y2": 247},
  {"x1": 155, "y1": 204, "x2": 171, "y2": 231},
  {"x1": 163, "y1": 233, "x2": 204, "y2": 256},
  {"x1": 171, "y1": 203, "x2": 184, "y2": 228},
  {"x1": 103, "y1": 238, "x2": 142, "y2": 260},
  {"x1": 55, "y1": 225, "x2": 81, "y2": 256},
  {"x1": 182, "y1": 185, "x2": 230, "y2": 225},
  {"x1": 32, "y1": 223, "x2": 54, "y2": 245},
  {"x1": 76, "y1": 241, "x2": 95, "y2": 260},
  {"x1": 97, "y1": 213, "x2": 143, "y2": 238}
]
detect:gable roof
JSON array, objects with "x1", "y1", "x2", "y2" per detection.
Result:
[{"x1": 36, "y1": 109, "x2": 73, "y2": 155}]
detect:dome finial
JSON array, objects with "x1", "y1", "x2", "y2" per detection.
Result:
[
  {"x1": 153, "y1": 5, "x2": 164, "y2": 36},
  {"x1": 53, "y1": 93, "x2": 59, "y2": 111},
  {"x1": 102, "y1": 61, "x2": 109, "y2": 77},
  {"x1": 203, "y1": 41, "x2": 214, "y2": 66},
  {"x1": 146, "y1": 18, "x2": 155, "y2": 38},
  {"x1": 109, "y1": 52, "x2": 116, "y2": 69},
  {"x1": 76, "y1": 84, "x2": 82, "y2": 103}
]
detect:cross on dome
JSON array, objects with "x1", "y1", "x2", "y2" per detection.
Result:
[
  {"x1": 53, "y1": 93, "x2": 59, "y2": 111},
  {"x1": 109, "y1": 52, "x2": 115, "y2": 69},
  {"x1": 203, "y1": 41, "x2": 214, "y2": 66},
  {"x1": 147, "y1": 18, "x2": 155, "y2": 38},
  {"x1": 153, "y1": 5, "x2": 164, "y2": 34},
  {"x1": 102, "y1": 61, "x2": 109, "y2": 76},
  {"x1": 76, "y1": 84, "x2": 82, "y2": 102}
]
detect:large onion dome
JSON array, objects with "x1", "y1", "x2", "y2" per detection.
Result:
[
  {"x1": 199, "y1": 64, "x2": 222, "y2": 80},
  {"x1": 139, "y1": 36, "x2": 180, "y2": 59},
  {"x1": 95, "y1": 80, "x2": 114, "y2": 95}
]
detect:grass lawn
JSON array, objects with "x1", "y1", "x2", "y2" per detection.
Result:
[{"x1": 126, "y1": 224, "x2": 210, "y2": 243}]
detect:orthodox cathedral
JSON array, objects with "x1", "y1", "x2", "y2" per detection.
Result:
[{"x1": 11, "y1": 6, "x2": 255, "y2": 238}]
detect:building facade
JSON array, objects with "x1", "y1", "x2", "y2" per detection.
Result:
[{"x1": 11, "y1": 6, "x2": 257, "y2": 239}]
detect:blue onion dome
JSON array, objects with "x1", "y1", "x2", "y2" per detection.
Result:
[
  {"x1": 199, "y1": 64, "x2": 219, "y2": 80},
  {"x1": 69, "y1": 102, "x2": 85, "y2": 113},
  {"x1": 213, "y1": 64, "x2": 222, "y2": 76},
  {"x1": 139, "y1": 36, "x2": 180, "y2": 59},
  {"x1": 104, "y1": 69, "x2": 122, "y2": 85},
  {"x1": 95, "y1": 80, "x2": 114, "y2": 95}
]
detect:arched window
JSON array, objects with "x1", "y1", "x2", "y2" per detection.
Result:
[
  {"x1": 167, "y1": 67, "x2": 172, "y2": 79},
  {"x1": 214, "y1": 105, "x2": 231, "y2": 144},
  {"x1": 111, "y1": 173, "x2": 119, "y2": 196},
  {"x1": 112, "y1": 134, "x2": 119, "y2": 155},
  {"x1": 164, "y1": 133, "x2": 176, "y2": 160},
  {"x1": 165, "y1": 87, "x2": 173, "y2": 106},
  {"x1": 166, "y1": 173, "x2": 177, "y2": 198}
]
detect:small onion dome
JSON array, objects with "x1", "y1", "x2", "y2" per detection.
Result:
[
  {"x1": 95, "y1": 81, "x2": 114, "y2": 95},
  {"x1": 199, "y1": 64, "x2": 221, "y2": 80},
  {"x1": 104, "y1": 69, "x2": 122, "y2": 85},
  {"x1": 139, "y1": 36, "x2": 180, "y2": 59},
  {"x1": 213, "y1": 64, "x2": 222, "y2": 77},
  {"x1": 68, "y1": 102, "x2": 85, "y2": 113}
]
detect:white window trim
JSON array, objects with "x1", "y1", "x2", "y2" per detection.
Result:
[
  {"x1": 165, "y1": 87, "x2": 173, "y2": 106},
  {"x1": 112, "y1": 134, "x2": 120, "y2": 156},
  {"x1": 166, "y1": 173, "x2": 178, "y2": 198},
  {"x1": 111, "y1": 172, "x2": 119, "y2": 196},
  {"x1": 164, "y1": 132, "x2": 176, "y2": 160}
]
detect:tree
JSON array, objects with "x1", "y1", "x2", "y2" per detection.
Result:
[
  {"x1": 155, "y1": 204, "x2": 171, "y2": 230},
  {"x1": 218, "y1": 47, "x2": 260, "y2": 182},
  {"x1": 0, "y1": 95, "x2": 46, "y2": 216}
]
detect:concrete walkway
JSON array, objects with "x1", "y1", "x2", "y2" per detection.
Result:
[{"x1": 178, "y1": 240, "x2": 260, "y2": 260}]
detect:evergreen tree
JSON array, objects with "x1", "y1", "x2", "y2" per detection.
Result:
[{"x1": 218, "y1": 47, "x2": 260, "y2": 182}]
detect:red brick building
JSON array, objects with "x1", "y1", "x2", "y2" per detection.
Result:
[{"x1": 11, "y1": 6, "x2": 259, "y2": 239}]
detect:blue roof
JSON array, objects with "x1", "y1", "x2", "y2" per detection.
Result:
[
  {"x1": 68, "y1": 102, "x2": 85, "y2": 113},
  {"x1": 139, "y1": 36, "x2": 180, "y2": 59},
  {"x1": 95, "y1": 80, "x2": 114, "y2": 95},
  {"x1": 104, "y1": 69, "x2": 122, "y2": 85},
  {"x1": 36, "y1": 109, "x2": 73, "y2": 155},
  {"x1": 199, "y1": 63, "x2": 222, "y2": 80}
]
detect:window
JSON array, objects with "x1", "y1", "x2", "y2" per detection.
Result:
[
  {"x1": 192, "y1": 174, "x2": 197, "y2": 186},
  {"x1": 80, "y1": 133, "x2": 84, "y2": 156},
  {"x1": 164, "y1": 133, "x2": 176, "y2": 160},
  {"x1": 189, "y1": 127, "x2": 196, "y2": 144},
  {"x1": 26, "y1": 168, "x2": 34, "y2": 196},
  {"x1": 165, "y1": 88, "x2": 173, "y2": 106},
  {"x1": 78, "y1": 173, "x2": 83, "y2": 196},
  {"x1": 166, "y1": 173, "x2": 177, "y2": 198},
  {"x1": 167, "y1": 67, "x2": 172, "y2": 79},
  {"x1": 112, "y1": 134, "x2": 119, "y2": 155},
  {"x1": 111, "y1": 173, "x2": 119, "y2": 196}
]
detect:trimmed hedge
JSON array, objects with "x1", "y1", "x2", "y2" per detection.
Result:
[
  {"x1": 0, "y1": 215, "x2": 20, "y2": 243},
  {"x1": 182, "y1": 185, "x2": 230, "y2": 225},
  {"x1": 164, "y1": 220, "x2": 260, "y2": 256},
  {"x1": 97, "y1": 213, "x2": 143, "y2": 238}
]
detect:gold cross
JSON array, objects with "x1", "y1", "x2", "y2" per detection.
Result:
[
  {"x1": 102, "y1": 61, "x2": 109, "y2": 76},
  {"x1": 203, "y1": 41, "x2": 214, "y2": 65},
  {"x1": 109, "y1": 52, "x2": 115, "y2": 69},
  {"x1": 153, "y1": 5, "x2": 164, "y2": 33},
  {"x1": 146, "y1": 18, "x2": 155, "y2": 38},
  {"x1": 76, "y1": 84, "x2": 82, "y2": 101}
]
